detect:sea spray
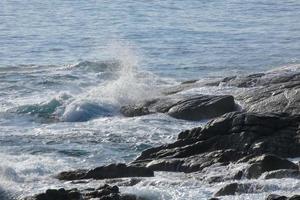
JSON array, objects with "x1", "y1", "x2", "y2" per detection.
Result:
[{"x1": 61, "y1": 42, "x2": 161, "y2": 122}]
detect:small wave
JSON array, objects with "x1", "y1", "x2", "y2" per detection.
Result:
[
  {"x1": 267, "y1": 63, "x2": 300, "y2": 73},
  {"x1": 6, "y1": 42, "x2": 165, "y2": 123},
  {"x1": 70, "y1": 60, "x2": 121, "y2": 73},
  {"x1": 61, "y1": 101, "x2": 114, "y2": 122},
  {"x1": 7, "y1": 93, "x2": 70, "y2": 122}
]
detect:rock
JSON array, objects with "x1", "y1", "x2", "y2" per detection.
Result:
[
  {"x1": 245, "y1": 154, "x2": 298, "y2": 178},
  {"x1": 162, "y1": 67, "x2": 300, "y2": 115},
  {"x1": 236, "y1": 80, "x2": 300, "y2": 115},
  {"x1": 262, "y1": 169, "x2": 300, "y2": 179},
  {"x1": 57, "y1": 163, "x2": 154, "y2": 181},
  {"x1": 25, "y1": 185, "x2": 138, "y2": 200},
  {"x1": 120, "y1": 105, "x2": 150, "y2": 117},
  {"x1": 266, "y1": 194, "x2": 288, "y2": 200},
  {"x1": 167, "y1": 95, "x2": 235, "y2": 121},
  {"x1": 266, "y1": 194, "x2": 300, "y2": 200},
  {"x1": 24, "y1": 188, "x2": 82, "y2": 200},
  {"x1": 217, "y1": 68, "x2": 300, "y2": 115},
  {"x1": 214, "y1": 183, "x2": 238, "y2": 196},
  {"x1": 120, "y1": 94, "x2": 236, "y2": 121},
  {"x1": 131, "y1": 112, "x2": 300, "y2": 173},
  {"x1": 214, "y1": 182, "x2": 262, "y2": 196}
]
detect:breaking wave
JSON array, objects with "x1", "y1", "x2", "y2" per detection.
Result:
[{"x1": 8, "y1": 43, "x2": 162, "y2": 122}]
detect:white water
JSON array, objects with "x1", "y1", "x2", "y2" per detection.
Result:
[{"x1": 1, "y1": 0, "x2": 300, "y2": 197}]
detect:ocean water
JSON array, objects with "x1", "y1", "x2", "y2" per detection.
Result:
[{"x1": 1, "y1": 0, "x2": 300, "y2": 199}]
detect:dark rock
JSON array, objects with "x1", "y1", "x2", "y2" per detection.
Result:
[
  {"x1": 56, "y1": 169, "x2": 88, "y2": 180},
  {"x1": 120, "y1": 105, "x2": 150, "y2": 117},
  {"x1": 131, "y1": 112, "x2": 300, "y2": 173},
  {"x1": 167, "y1": 95, "x2": 235, "y2": 121},
  {"x1": 214, "y1": 182, "x2": 263, "y2": 196},
  {"x1": 266, "y1": 194, "x2": 288, "y2": 200},
  {"x1": 121, "y1": 94, "x2": 236, "y2": 121},
  {"x1": 289, "y1": 195, "x2": 300, "y2": 200},
  {"x1": 57, "y1": 163, "x2": 154, "y2": 181},
  {"x1": 262, "y1": 169, "x2": 300, "y2": 179},
  {"x1": 214, "y1": 183, "x2": 238, "y2": 196},
  {"x1": 24, "y1": 188, "x2": 82, "y2": 200},
  {"x1": 265, "y1": 194, "x2": 300, "y2": 200},
  {"x1": 245, "y1": 154, "x2": 298, "y2": 178},
  {"x1": 25, "y1": 185, "x2": 138, "y2": 200},
  {"x1": 216, "y1": 69, "x2": 300, "y2": 115},
  {"x1": 163, "y1": 67, "x2": 300, "y2": 115}
]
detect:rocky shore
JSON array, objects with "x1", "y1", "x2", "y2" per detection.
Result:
[{"x1": 26, "y1": 66, "x2": 300, "y2": 200}]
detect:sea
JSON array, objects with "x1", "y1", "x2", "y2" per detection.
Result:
[{"x1": 0, "y1": 0, "x2": 300, "y2": 199}]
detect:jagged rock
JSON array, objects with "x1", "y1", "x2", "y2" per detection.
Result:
[
  {"x1": 24, "y1": 185, "x2": 138, "y2": 200},
  {"x1": 120, "y1": 94, "x2": 236, "y2": 120},
  {"x1": 262, "y1": 169, "x2": 300, "y2": 179},
  {"x1": 131, "y1": 112, "x2": 300, "y2": 173},
  {"x1": 57, "y1": 163, "x2": 154, "y2": 181},
  {"x1": 162, "y1": 67, "x2": 300, "y2": 115},
  {"x1": 266, "y1": 194, "x2": 300, "y2": 200},
  {"x1": 214, "y1": 182, "x2": 263, "y2": 196},
  {"x1": 245, "y1": 154, "x2": 298, "y2": 178},
  {"x1": 216, "y1": 68, "x2": 300, "y2": 114},
  {"x1": 214, "y1": 183, "x2": 238, "y2": 196},
  {"x1": 120, "y1": 105, "x2": 150, "y2": 117},
  {"x1": 24, "y1": 188, "x2": 82, "y2": 200}
]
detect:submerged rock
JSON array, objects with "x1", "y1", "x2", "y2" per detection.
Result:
[
  {"x1": 131, "y1": 112, "x2": 300, "y2": 173},
  {"x1": 57, "y1": 163, "x2": 154, "y2": 181},
  {"x1": 120, "y1": 94, "x2": 236, "y2": 121}
]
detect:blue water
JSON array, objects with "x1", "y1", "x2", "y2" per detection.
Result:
[
  {"x1": 1, "y1": 0, "x2": 300, "y2": 79},
  {"x1": 0, "y1": 1, "x2": 300, "y2": 199}
]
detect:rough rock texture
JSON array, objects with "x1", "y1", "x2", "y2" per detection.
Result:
[
  {"x1": 262, "y1": 169, "x2": 300, "y2": 179},
  {"x1": 131, "y1": 112, "x2": 300, "y2": 173},
  {"x1": 245, "y1": 154, "x2": 298, "y2": 178},
  {"x1": 214, "y1": 182, "x2": 263, "y2": 196},
  {"x1": 57, "y1": 163, "x2": 154, "y2": 181},
  {"x1": 120, "y1": 94, "x2": 236, "y2": 120},
  {"x1": 162, "y1": 67, "x2": 300, "y2": 115},
  {"x1": 24, "y1": 185, "x2": 138, "y2": 200},
  {"x1": 266, "y1": 194, "x2": 300, "y2": 200},
  {"x1": 210, "y1": 68, "x2": 300, "y2": 114}
]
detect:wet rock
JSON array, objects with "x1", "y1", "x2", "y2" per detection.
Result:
[
  {"x1": 216, "y1": 69, "x2": 300, "y2": 115},
  {"x1": 120, "y1": 94, "x2": 236, "y2": 121},
  {"x1": 245, "y1": 154, "x2": 298, "y2": 179},
  {"x1": 57, "y1": 163, "x2": 154, "y2": 181},
  {"x1": 120, "y1": 105, "x2": 150, "y2": 117},
  {"x1": 266, "y1": 194, "x2": 300, "y2": 200},
  {"x1": 262, "y1": 169, "x2": 300, "y2": 179},
  {"x1": 164, "y1": 67, "x2": 300, "y2": 115},
  {"x1": 131, "y1": 112, "x2": 300, "y2": 172},
  {"x1": 214, "y1": 182, "x2": 263, "y2": 196},
  {"x1": 214, "y1": 183, "x2": 238, "y2": 196},
  {"x1": 237, "y1": 80, "x2": 300, "y2": 114},
  {"x1": 166, "y1": 95, "x2": 235, "y2": 120},
  {"x1": 25, "y1": 185, "x2": 138, "y2": 200},
  {"x1": 24, "y1": 188, "x2": 82, "y2": 200}
]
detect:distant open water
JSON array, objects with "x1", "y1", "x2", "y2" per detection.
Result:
[{"x1": 0, "y1": 0, "x2": 300, "y2": 199}]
